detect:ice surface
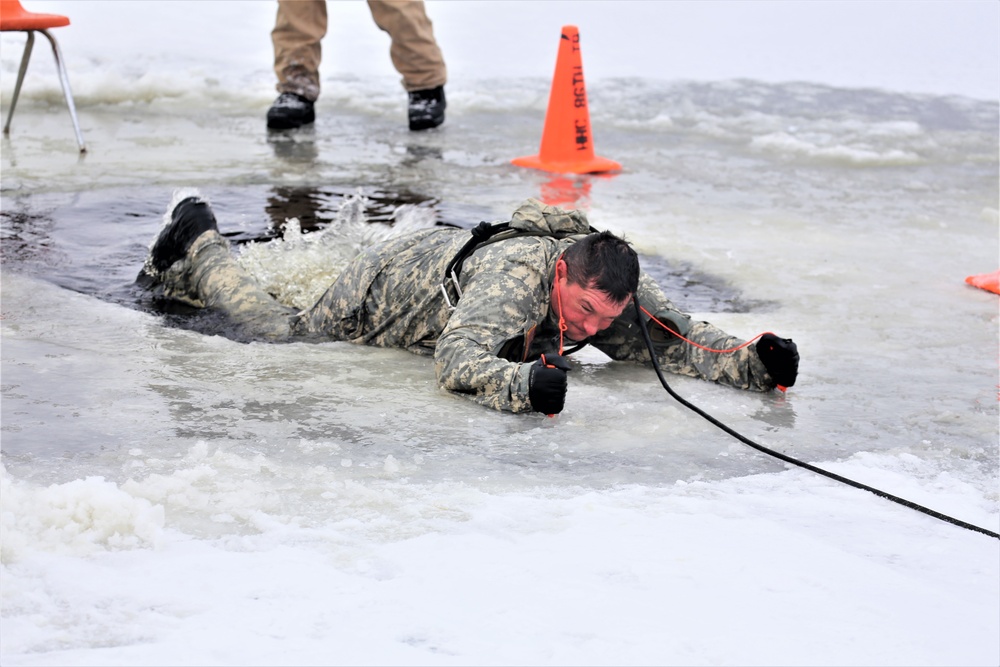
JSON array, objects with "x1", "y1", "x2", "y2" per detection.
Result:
[{"x1": 1, "y1": 2, "x2": 998, "y2": 665}]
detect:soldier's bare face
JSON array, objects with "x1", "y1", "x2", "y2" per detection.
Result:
[{"x1": 555, "y1": 278, "x2": 628, "y2": 341}]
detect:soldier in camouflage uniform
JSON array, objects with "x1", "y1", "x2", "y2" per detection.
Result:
[{"x1": 141, "y1": 192, "x2": 799, "y2": 414}]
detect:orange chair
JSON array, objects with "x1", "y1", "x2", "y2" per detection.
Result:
[{"x1": 1, "y1": 0, "x2": 85, "y2": 152}]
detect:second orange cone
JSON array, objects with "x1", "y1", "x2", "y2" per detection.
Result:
[{"x1": 512, "y1": 25, "x2": 621, "y2": 175}]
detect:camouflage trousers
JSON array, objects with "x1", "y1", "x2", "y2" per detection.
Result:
[
  {"x1": 160, "y1": 231, "x2": 369, "y2": 343},
  {"x1": 158, "y1": 228, "x2": 453, "y2": 348}
]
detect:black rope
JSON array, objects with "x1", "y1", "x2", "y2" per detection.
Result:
[{"x1": 633, "y1": 298, "x2": 1000, "y2": 541}]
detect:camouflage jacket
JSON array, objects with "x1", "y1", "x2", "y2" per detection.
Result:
[{"x1": 297, "y1": 199, "x2": 774, "y2": 412}]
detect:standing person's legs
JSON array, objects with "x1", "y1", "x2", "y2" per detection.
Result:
[
  {"x1": 367, "y1": 0, "x2": 447, "y2": 130},
  {"x1": 269, "y1": 0, "x2": 327, "y2": 129},
  {"x1": 367, "y1": 0, "x2": 446, "y2": 91},
  {"x1": 272, "y1": 0, "x2": 327, "y2": 99}
]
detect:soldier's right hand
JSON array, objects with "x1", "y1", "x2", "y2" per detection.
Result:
[{"x1": 528, "y1": 354, "x2": 572, "y2": 414}]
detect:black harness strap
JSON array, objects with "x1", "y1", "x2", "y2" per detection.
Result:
[
  {"x1": 441, "y1": 219, "x2": 599, "y2": 311},
  {"x1": 441, "y1": 221, "x2": 511, "y2": 310}
]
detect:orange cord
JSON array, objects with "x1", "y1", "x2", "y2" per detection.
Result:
[
  {"x1": 554, "y1": 266, "x2": 765, "y2": 358},
  {"x1": 554, "y1": 272, "x2": 567, "y2": 355},
  {"x1": 542, "y1": 264, "x2": 570, "y2": 417},
  {"x1": 639, "y1": 304, "x2": 772, "y2": 354}
]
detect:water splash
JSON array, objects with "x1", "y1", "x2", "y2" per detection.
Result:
[{"x1": 236, "y1": 192, "x2": 439, "y2": 310}]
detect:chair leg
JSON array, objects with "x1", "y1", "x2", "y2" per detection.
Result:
[
  {"x1": 2, "y1": 31, "x2": 35, "y2": 137},
  {"x1": 40, "y1": 28, "x2": 86, "y2": 153}
]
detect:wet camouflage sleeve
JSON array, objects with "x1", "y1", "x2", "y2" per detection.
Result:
[
  {"x1": 291, "y1": 229, "x2": 557, "y2": 412},
  {"x1": 590, "y1": 273, "x2": 775, "y2": 391},
  {"x1": 434, "y1": 237, "x2": 561, "y2": 413}
]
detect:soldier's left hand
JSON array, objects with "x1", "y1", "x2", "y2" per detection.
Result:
[{"x1": 756, "y1": 333, "x2": 799, "y2": 388}]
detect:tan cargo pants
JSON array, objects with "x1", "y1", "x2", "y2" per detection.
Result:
[{"x1": 272, "y1": 0, "x2": 448, "y2": 100}]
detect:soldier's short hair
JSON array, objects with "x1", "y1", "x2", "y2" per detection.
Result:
[{"x1": 562, "y1": 231, "x2": 639, "y2": 304}]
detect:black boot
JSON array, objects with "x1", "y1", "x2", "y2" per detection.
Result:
[
  {"x1": 408, "y1": 85, "x2": 446, "y2": 131},
  {"x1": 148, "y1": 197, "x2": 219, "y2": 274},
  {"x1": 267, "y1": 92, "x2": 316, "y2": 130}
]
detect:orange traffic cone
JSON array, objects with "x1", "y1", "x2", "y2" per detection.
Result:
[{"x1": 513, "y1": 25, "x2": 621, "y2": 175}]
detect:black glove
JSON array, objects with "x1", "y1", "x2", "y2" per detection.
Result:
[
  {"x1": 528, "y1": 354, "x2": 572, "y2": 414},
  {"x1": 756, "y1": 333, "x2": 799, "y2": 388}
]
